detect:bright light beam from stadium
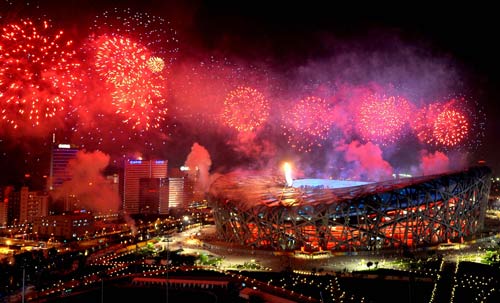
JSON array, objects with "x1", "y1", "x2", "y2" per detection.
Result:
[{"x1": 283, "y1": 162, "x2": 293, "y2": 187}]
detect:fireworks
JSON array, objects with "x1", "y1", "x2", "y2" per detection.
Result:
[
  {"x1": 411, "y1": 103, "x2": 442, "y2": 144},
  {"x1": 81, "y1": 7, "x2": 179, "y2": 131},
  {"x1": 282, "y1": 96, "x2": 333, "y2": 152},
  {"x1": 356, "y1": 94, "x2": 412, "y2": 144},
  {"x1": 222, "y1": 86, "x2": 270, "y2": 132},
  {"x1": 91, "y1": 7, "x2": 178, "y2": 69},
  {"x1": 87, "y1": 34, "x2": 167, "y2": 130},
  {"x1": 94, "y1": 35, "x2": 150, "y2": 87},
  {"x1": 147, "y1": 56, "x2": 165, "y2": 73},
  {"x1": 0, "y1": 19, "x2": 80, "y2": 129},
  {"x1": 111, "y1": 74, "x2": 167, "y2": 129},
  {"x1": 170, "y1": 56, "x2": 276, "y2": 133},
  {"x1": 433, "y1": 108, "x2": 468, "y2": 147},
  {"x1": 170, "y1": 56, "x2": 238, "y2": 126},
  {"x1": 411, "y1": 97, "x2": 480, "y2": 150}
]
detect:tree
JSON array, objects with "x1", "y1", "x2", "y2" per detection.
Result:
[{"x1": 367, "y1": 261, "x2": 373, "y2": 269}]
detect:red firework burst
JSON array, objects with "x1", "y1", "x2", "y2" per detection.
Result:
[
  {"x1": 356, "y1": 94, "x2": 411, "y2": 143},
  {"x1": 283, "y1": 96, "x2": 333, "y2": 152},
  {"x1": 412, "y1": 97, "x2": 473, "y2": 149},
  {"x1": 0, "y1": 19, "x2": 80, "y2": 129},
  {"x1": 94, "y1": 35, "x2": 150, "y2": 87},
  {"x1": 411, "y1": 103, "x2": 442, "y2": 144},
  {"x1": 222, "y1": 86, "x2": 269, "y2": 132},
  {"x1": 111, "y1": 75, "x2": 167, "y2": 129},
  {"x1": 91, "y1": 7, "x2": 178, "y2": 70},
  {"x1": 433, "y1": 108, "x2": 469, "y2": 147},
  {"x1": 90, "y1": 34, "x2": 167, "y2": 130}
]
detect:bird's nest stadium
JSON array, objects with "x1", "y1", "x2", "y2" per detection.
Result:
[{"x1": 208, "y1": 166, "x2": 492, "y2": 252}]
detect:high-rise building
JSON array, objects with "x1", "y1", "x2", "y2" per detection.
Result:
[
  {"x1": 123, "y1": 159, "x2": 167, "y2": 214},
  {"x1": 49, "y1": 143, "x2": 79, "y2": 191},
  {"x1": 19, "y1": 187, "x2": 49, "y2": 223}
]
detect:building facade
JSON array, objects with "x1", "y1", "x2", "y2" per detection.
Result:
[
  {"x1": 123, "y1": 159, "x2": 168, "y2": 214},
  {"x1": 32, "y1": 213, "x2": 95, "y2": 240},
  {"x1": 48, "y1": 143, "x2": 79, "y2": 191},
  {"x1": 19, "y1": 187, "x2": 49, "y2": 223}
]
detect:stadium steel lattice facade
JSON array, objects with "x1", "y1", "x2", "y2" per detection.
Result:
[{"x1": 208, "y1": 166, "x2": 492, "y2": 252}]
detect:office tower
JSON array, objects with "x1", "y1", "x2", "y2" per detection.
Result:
[
  {"x1": 49, "y1": 143, "x2": 79, "y2": 191},
  {"x1": 123, "y1": 159, "x2": 167, "y2": 215}
]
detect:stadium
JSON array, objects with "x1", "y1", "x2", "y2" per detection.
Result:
[{"x1": 208, "y1": 166, "x2": 492, "y2": 252}]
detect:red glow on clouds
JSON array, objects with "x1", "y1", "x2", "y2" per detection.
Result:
[
  {"x1": 338, "y1": 140, "x2": 393, "y2": 180},
  {"x1": 419, "y1": 150, "x2": 450, "y2": 175},
  {"x1": 0, "y1": 7, "x2": 486, "y2": 183}
]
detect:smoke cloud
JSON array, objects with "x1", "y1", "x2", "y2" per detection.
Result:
[
  {"x1": 419, "y1": 150, "x2": 450, "y2": 176},
  {"x1": 52, "y1": 150, "x2": 120, "y2": 213},
  {"x1": 336, "y1": 140, "x2": 393, "y2": 181},
  {"x1": 184, "y1": 143, "x2": 212, "y2": 197}
]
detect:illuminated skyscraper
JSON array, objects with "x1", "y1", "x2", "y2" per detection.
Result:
[
  {"x1": 48, "y1": 143, "x2": 79, "y2": 191},
  {"x1": 123, "y1": 159, "x2": 168, "y2": 214}
]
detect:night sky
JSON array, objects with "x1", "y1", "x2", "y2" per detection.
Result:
[{"x1": 1, "y1": 1, "x2": 499, "y2": 189}]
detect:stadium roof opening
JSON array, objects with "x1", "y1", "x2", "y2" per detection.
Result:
[{"x1": 291, "y1": 179, "x2": 372, "y2": 189}]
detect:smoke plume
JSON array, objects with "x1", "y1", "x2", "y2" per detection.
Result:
[
  {"x1": 52, "y1": 150, "x2": 120, "y2": 213},
  {"x1": 336, "y1": 140, "x2": 393, "y2": 181},
  {"x1": 419, "y1": 150, "x2": 450, "y2": 176},
  {"x1": 184, "y1": 143, "x2": 212, "y2": 198}
]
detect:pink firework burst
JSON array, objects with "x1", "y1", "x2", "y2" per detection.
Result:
[
  {"x1": 282, "y1": 96, "x2": 333, "y2": 152},
  {"x1": 0, "y1": 19, "x2": 80, "y2": 130},
  {"x1": 356, "y1": 94, "x2": 412, "y2": 144},
  {"x1": 222, "y1": 86, "x2": 270, "y2": 132},
  {"x1": 411, "y1": 96, "x2": 481, "y2": 150},
  {"x1": 432, "y1": 108, "x2": 469, "y2": 147}
]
